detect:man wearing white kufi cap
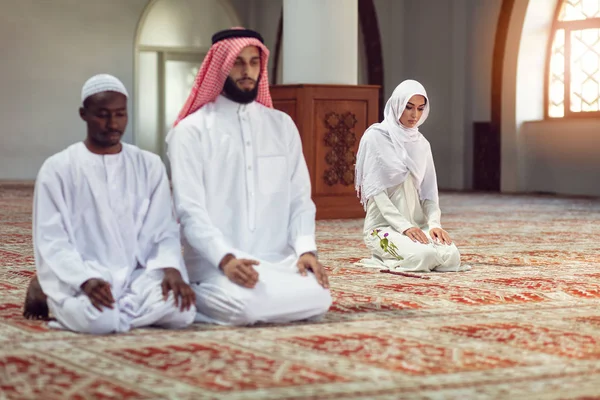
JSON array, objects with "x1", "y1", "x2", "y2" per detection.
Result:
[{"x1": 23, "y1": 74, "x2": 196, "y2": 334}]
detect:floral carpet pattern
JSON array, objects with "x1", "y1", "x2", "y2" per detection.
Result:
[{"x1": 1, "y1": 185, "x2": 600, "y2": 399}]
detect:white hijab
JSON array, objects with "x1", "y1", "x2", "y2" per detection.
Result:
[{"x1": 355, "y1": 79, "x2": 438, "y2": 209}]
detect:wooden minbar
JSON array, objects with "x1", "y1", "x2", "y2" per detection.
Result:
[{"x1": 269, "y1": 84, "x2": 380, "y2": 220}]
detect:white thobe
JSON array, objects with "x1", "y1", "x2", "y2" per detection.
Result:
[
  {"x1": 167, "y1": 95, "x2": 331, "y2": 325},
  {"x1": 360, "y1": 175, "x2": 468, "y2": 272},
  {"x1": 34, "y1": 142, "x2": 195, "y2": 334}
]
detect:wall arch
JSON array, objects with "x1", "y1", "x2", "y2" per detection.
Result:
[
  {"x1": 496, "y1": 0, "x2": 558, "y2": 192},
  {"x1": 133, "y1": 0, "x2": 241, "y2": 158}
]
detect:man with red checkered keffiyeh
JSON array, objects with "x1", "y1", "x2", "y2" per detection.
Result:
[{"x1": 166, "y1": 28, "x2": 331, "y2": 326}]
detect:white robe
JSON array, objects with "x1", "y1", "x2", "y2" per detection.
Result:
[
  {"x1": 167, "y1": 95, "x2": 331, "y2": 325},
  {"x1": 359, "y1": 175, "x2": 469, "y2": 272},
  {"x1": 34, "y1": 142, "x2": 195, "y2": 334}
]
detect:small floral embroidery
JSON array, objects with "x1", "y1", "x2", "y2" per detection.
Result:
[{"x1": 371, "y1": 229, "x2": 403, "y2": 260}]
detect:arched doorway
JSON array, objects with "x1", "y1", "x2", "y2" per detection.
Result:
[{"x1": 133, "y1": 0, "x2": 241, "y2": 160}]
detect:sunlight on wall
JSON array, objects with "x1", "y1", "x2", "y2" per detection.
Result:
[
  {"x1": 139, "y1": 0, "x2": 237, "y2": 48},
  {"x1": 502, "y1": 0, "x2": 558, "y2": 192},
  {"x1": 505, "y1": 0, "x2": 600, "y2": 196},
  {"x1": 549, "y1": 0, "x2": 600, "y2": 117},
  {"x1": 137, "y1": 52, "x2": 159, "y2": 154}
]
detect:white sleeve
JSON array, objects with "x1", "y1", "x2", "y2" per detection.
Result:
[
  {"x1": 372, "y1": 191, "x2": 415, "y2": 234},
  {"x1": 33, "y1": 164, "x2": 103, "y2": 291},
  {"x1": 167, "y1": 127, "x2": 237, "y2": 269},
  {"x1": 285, "y1": 116, "x2": 317, "y2": 257},
  {"x1": 419, "y1": 145, "x2": 439, "y2": 203},
  {"x1": 136, "y1": 159, "x2": 186, "y2": 275},
  {"x1": 419, "y1": 147, "x2": 442, "y2": 230},
  {"x1": 421, "y1": 199, "x2": 442, "y2": 230}
]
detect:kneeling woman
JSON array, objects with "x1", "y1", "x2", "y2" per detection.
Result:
[{"x1": 355, "y1": 80, "x2": 469, "y2": 273}]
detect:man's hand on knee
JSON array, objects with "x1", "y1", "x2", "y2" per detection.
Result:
[
  {"x1": 161, "y1": 268, "x2": 196, "y2": 311},
  {"x1": 297, "y1": 253, "x2": 329, "y2": 289},
  {"x1": 81, "y1": 279, "x2": 115, "y2": 311},
  {"x1": 219, "y1": 255, "x2": 259, "y2": 289}
]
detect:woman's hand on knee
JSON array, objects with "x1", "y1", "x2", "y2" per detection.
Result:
[
  {"x1": 403, "y1": 227, "x2": 429, "y2": 244},
  {"x1": 430, "y1": 228, "x2": 452, "y2": 245}
]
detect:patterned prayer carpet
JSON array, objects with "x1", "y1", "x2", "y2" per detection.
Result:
[{"x1": 1, "y1": 184, "x2": 600, "y2": 399}]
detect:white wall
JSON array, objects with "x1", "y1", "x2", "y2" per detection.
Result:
[
  {"x1": 0, "y1": 0, "x2": 148, "y2": 180},
  {"x1": 244, "y1": 0, "x2": 282, "y2": 84},
  {"x1": 503, "y1": 0, "x2": 600, "y2": 197},
  {"x1": 254, "y1": 0, "x2": 502, "y2": 190},
  {"x1": 469, "y1": 0, "x2": 502, "y2": 188},
  {"x1": 138, "y1": 0, "x2": 240, "y2": 48},
  {"x1": 521, "y1": 120, "x2": 600, "y2": 196},
  {"x1": 250, "y1": 0, "x2": 366, "y2": 86},
  {"x1": 402, "y1": 0, "x2": 458, "y2": 189},
  {"x1": 11, "y1": 0, "x2": 573, "y2": 197},
  {"x1": 372, "y1": 0, "x2": 501, "y2": 190},
  {"x1": 373, "y1": 0, "x2": 406, "y2": 101},
  {"x1": 470, "y1": 0, "x2": 502, "y2": 123},
  {"x1": 135, "y1": 0, "x2": 241, "y2": 158}
]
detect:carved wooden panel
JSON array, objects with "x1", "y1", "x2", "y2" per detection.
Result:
[
  {"x1": 313, "y1": 101, "x2": 368, "y2": 196},
  {"x1": 322, "y1": 111, "x2": 358, "y2": 187},
  {"x1": 270, "y1": 84, "x2": 379, "y2": 219}
]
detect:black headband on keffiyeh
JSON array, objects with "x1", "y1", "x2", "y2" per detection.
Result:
[
  {"x1": 212, "y1": 28, "x2": 264, "y2": 44},
  {"x1": 172, "y1": 27, "x2": 273, "y2": 127}
]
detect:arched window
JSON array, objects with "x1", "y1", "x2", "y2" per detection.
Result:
[{"x1": 547, "y1": 0, "x2": 600, "y2": 118}]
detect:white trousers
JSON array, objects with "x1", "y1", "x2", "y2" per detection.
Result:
[
  {"x1": 47, "y1": 269, "x2": 196, "y2": 334},
  {"x1": 363, "y1": 227, "x2": 469, "y2": 272},
  {"x1": 191, "y1": 256, "x2": 332, "y2": 326}
]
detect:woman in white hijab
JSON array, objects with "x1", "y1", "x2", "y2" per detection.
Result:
[{"x1": 355, "y1": 80, "x2": 469, "y2": 273}]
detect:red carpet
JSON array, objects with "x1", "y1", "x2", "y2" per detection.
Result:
[{"x1": 1, "y1": 185, "x2": 600, "y2": 399}]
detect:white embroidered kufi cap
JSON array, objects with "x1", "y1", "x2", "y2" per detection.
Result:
[{"x1": 81, "y1": 74, "x2": 129, "y2": 103}]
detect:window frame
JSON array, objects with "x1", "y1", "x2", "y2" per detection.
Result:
[{"x1": 545, "y1": 0, "x2": 600, "y2": 119}]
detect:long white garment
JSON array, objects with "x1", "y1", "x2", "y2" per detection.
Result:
[
  {"x1": 359, "y1": 176, "x2": 469, "y2": 273},
  {"x1": 190, "y1": 257, "x2": 332, "y2": 326},
  {"x1": 34, "y1": 142, "x2": 195, "y2": 333},
  {"x1": 167, "y1": 95, "x2": 332, "y2": 325},
  {"x1": 47, "y1": 268, "x2": 195, "y2": 334},
  {"x1": 355, "y1": 80, "x2": 439, "y2": 208}
]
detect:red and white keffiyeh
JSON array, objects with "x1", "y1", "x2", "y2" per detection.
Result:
[{"x1": 173, "y1": 27, "x2": 273, "y2": 126}]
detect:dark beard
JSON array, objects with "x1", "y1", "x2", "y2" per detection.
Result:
[{"x1": 222, "y1": 76, "x2": 259, "y2": 104}]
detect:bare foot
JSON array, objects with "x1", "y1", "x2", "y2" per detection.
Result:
[{"x1": 23, "y1": 275, "x2": 49, "y2": 320}]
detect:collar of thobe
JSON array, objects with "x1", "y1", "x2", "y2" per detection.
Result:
[
  {"x1": 215, "y1": 94, "x2": 257, "y2": 115},
  {"x1": 77, "y1": 142, "x2": 124, "y2": 166}
]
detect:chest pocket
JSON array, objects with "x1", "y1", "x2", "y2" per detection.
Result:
[{"x1": 257, "y1": 155, "x2": 288, "y2": 195}]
